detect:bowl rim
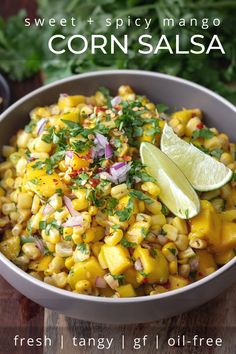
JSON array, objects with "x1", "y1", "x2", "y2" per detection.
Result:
[
  {"x1": 0, "y1": 74, "x2": 10, "y2": 112},
  {"x1": 0, "y1": 69, "x2": 236, "y2": 304}
]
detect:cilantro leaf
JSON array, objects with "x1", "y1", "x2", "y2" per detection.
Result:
[{"x1": 192, "y1": 128, "x2": 214, "y2": 140}]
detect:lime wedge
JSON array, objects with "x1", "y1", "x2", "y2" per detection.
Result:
[
  {"x1": 161, "y1": 124, "x2": 233, "y2": 191},
  {"x1": 140, "y1": 142, "x2": 200, "y2": 219}
]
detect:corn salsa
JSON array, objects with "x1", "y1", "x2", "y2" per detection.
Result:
[{"x1": 0, "y1": 85, "x2": 236, "y2": 297}]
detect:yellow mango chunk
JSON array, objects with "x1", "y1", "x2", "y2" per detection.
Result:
[
  {"x1": 215, "y1": 249, "x2": 235, "y2": 265},
  {"x1": 196, "y1": 250, "x2": 217, "y2": 279},
  {"x1": 123, "y1": 267, "x2": 139, "y2": 288},
  {"x1": 0, "y1": 236, "x2": 20, "y2": 260},
  {"x1": 171, "y1": 108, "x2": 202, "y2": 124},
  {"x1": 58, "y1": 95, "x2": 85, "y2": 109},
  {"x1": 65, "y1": 152, "x2": 90, "y2": 170},
  {"x1": 169, "y1": 275, "x2": 190, "y2": 290},
  {"x1": 117, "y1": 284, "x2": 136, "y2": 297},
  {"x1": 67, "y1": 256, "x2": 105, "y2": 290},
  {"x1": 190, "y1": 200, "x2": 221, "y2": 249},
  {"x1": 28, "y1": 255, "x2": 53, "y2": 272},
  {"x1": 101, "y1": 244, "x2": 132, "y2": 275},
  {"x1": 219, "y1": 222, "x2": 236, "y2": 253},
  {"x1": 133, "y1": 246, "x2": 169, "y2": 284},
  {"x1": 24, "y1": 162, "x2": 68, "y2": 199}
]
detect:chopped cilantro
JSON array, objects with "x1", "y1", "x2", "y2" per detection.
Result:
[
  {"x1": 150, "y1": 248, "x2": 157, "y2": 257},
  {"x1": 106, "y1": 197, "x2": 119, "y2": 215},
  {"x1": 156, "y1": 103, "x2": 168, "y2": 113},
  {"x1": 231, "y1": 172, "x2": 236, "y2": 182},
  {"x1": 56, "y1": 188, "x2": 62, "y2": 196},
  {"x1": 71, "y1": 139, "x2": 91, "y2": 153},
  {"x1": 111, "y1": 224, "x2": 120, "y2": 231},
  {"x1": 111, "y1": 274, "x2": 125, "y2": 285},
  {"x1": 139, "y1": 271, "x2": 149, "y2": 278},
  {"x1": 120, "y1": 238, "x2": 137, "y2": 248},
  {"x1": 192, "y1": 128, "x2": 214, "y2": 140},
  {"x1": 21, "y1": 235, "x2": 36, "y2": 244},
  {"x1": 141, "y1": 227, "x2": 148, "y2": 238},
  {"x1": 25, "y1": 121, "x2": 36, "y2": 133},
  {"x1": 115, "y1": 198, "x2": 134, "y2": 221},
  {"x1": 60, "y1": 119, "x2": 80, "y2": 129},
  {"x1": 129, "y1": 190, "x2": 153, "y2": 204},
  {"x1": 168, "y1": 248, "x2": 177, "y2": 256},
  {"x1": 64, "y1": 235, "x2": 72, "y2": 241},
  {"x1": 160, "y1": 228, "x2": 167, "y2": 236},
  {"x1": 39, "y1": 221, "x2": 46, "y2": 230},
  {"x1": 161, "y1": 204, "x2": 170, "y2": 216},
  {"x1": 210, "y1": 148, "x2": 223, "y2": 159},
  {"x1": 30, "y1": 178, "x2": 39, "y2": 185},
  {"x1": 112, "y1": 137, "x2": 122, "y2": 148},
  {"x1": 133, "y1": 126, "x2": 143, "y2": 137},
  {"x1": 185, "y1": 209, "x2": 189, "y2": 219},
  {"x1": 77, "y1": 242, "x2": 89, "y2": 254}
]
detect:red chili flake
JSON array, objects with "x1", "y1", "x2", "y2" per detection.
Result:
[
  {"x1": 52, "y1": 179, "x2": 58, "y2": 183},
  {"x1": 114, "y1": 105, "x2": 122, "y2": 111},
  {"x1": 69, "y1": 169, "x2": 82, "y2": 178},
  {"x1": 197, "y1": 122, "x2": 204, "y2": 129},
  {"x1": 124, "y1": 156, "x2": 132, "y2": 162},
  {"x1": 198, "y1": 272, "x2": 203, "y2": 277},
  {"x1": 89, "y1": 178, "x2": 100, "y2": 188},
  {"x1": 96, "y1": 107, "x2": 106, "y2": 114},
  {"x1": 142, "y1": 278, "x2": 149, "y2": 284},
  {"x1": 162, "y1": 281, "x2": 171, "y2": 289}
]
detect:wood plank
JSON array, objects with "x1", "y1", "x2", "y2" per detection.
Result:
[{"x1": 44, "y1": 283, "x2": 236, "y2": 354}]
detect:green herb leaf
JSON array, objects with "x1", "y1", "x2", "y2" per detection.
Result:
[
  {"x1": 129, "y1": 190, "x2": 153, "y2": 204},
  {"x1": 77, "y1": 243, "x2": 89, "y2": 254},
  {"x1": 115, "y1": 198, "x2": 134, "y2": 222},
  {"x1": 192, "y1": 128, "x2": 214, "y2": 140},
  {"x1": 120, "y1": 238, "x2": 137, "y2": 248}
]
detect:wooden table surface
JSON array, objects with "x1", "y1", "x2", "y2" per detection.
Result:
[{"x1": 1, "y1": 1, "x2": 236, "y2": 353}]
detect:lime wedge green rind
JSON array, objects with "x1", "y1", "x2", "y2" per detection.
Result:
[
  {"x1": 160, "y1": 124, "x2": 233, "y2": 192},
  {"x1": 140, "y1": 142, "x2": 200, "y2": 219}
]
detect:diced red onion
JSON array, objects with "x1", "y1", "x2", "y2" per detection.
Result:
[
  {"x1": 95, "y1": 133, "x2": 108, "y2": 148},
  {"x1": 42, "y1": 203, "x2": 54, "y2": 216},
  {"x1": 99, "y1": 162, "x2": 131, "y2": 184},
  {"x1": 65, "y1": 150, "x2": 74, "y2": 159},
  {"x1": 110, "y1": 162, "x2": 131, "y2": 183},
  {"x1": 37, "y1": 118, "x2": 48, "y2": 136},
  {"x1": 134, "y1": 258, "x2": 144, "y2": 271},
  {"x1": 34, "y1": 236, "x2": 45, "y2": 255},
  {"x1": 111, "y1": 96, "x2": 121, "y2": 107},
  {"x1": 95, "y1": 276, "x2": 107, "y2": 288},
  {"x1": 99, "y1": 172, "x2": 117, "y2": 184},
  {"x1": 105, "y1": 144, "x2": 113, "y2": 159},
  {"x1": 157, "y1": 234, "x2": 168, "y2": 245},
  {"x1": 112, "y1": 162, "x2": 126, "y2": 170},
  {"x1": 60, "y1": 93, "x2": 68, "y2": 98},
  {"x1": 63, "y1": 195, "x2": 81, "y2": 217},
  {"x1": 62, "y1": 215, "x2": 83, "y2": 227},
  {"x1": 189, "y1": 258, "x2": 199, "y2": 271},
  {"x1": 142, "y1": 242, "x2": 152, "y2": 250},
  {"x1": 93, "y1": 132, "x2": 113, "y2": 159}
]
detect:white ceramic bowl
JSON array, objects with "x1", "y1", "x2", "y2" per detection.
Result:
[{"x1": 0, "y1": 70, "x2": 236, "y2": 324}]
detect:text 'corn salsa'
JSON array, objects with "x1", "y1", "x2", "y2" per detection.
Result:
[{"x1": 0, "y1": 85, "x2": 236, "y2": 298}]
